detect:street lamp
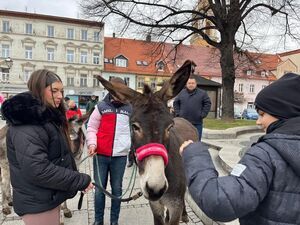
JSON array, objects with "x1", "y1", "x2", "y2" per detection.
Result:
[{"x1": 4, "y1": 57, "x2": 13, "y2": 69}]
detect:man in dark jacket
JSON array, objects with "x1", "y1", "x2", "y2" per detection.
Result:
[
  {"x1": 86, "y1": 95, "x2": 98, "y2": 114},
  {"x1": 173, "y1": 75, "x2": 211, "y2": 140},
  {"x1": 180, "y1": 73, "x2": 300, "y2": 225}
]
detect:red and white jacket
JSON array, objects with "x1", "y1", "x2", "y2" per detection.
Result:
[{"x1": 86, "y1": 95, "x2": 132, "y2": 157}]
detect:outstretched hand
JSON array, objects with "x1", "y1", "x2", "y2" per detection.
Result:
[
  {"x1": 179, "y1": 140, "x2": 194, "y2": 155},
  {"x1": 88, "y1": 145, "x2": 97, "y2": 156}
]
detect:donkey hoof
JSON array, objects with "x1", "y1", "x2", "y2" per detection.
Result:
[
  {"x1": 181, "y1": 214, "x2": 189, "y2": 223},
  {"x1": 8, "y1": 201, "x2": 13, "y2": 206},
  {"x1": 2, "y1": 207, "x2": 12, "y2": 215},
  {"x1": 63, "y1": 209, "x2": 72, "y2": 218}
]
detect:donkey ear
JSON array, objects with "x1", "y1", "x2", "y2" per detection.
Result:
[
  {"x1": 96, "y1": 76, "x2": 141, "y2": 103},
  {"x1": 155, "y1": 60, "x2": 195, "y2": 101}
]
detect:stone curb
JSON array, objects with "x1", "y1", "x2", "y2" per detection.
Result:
[{"x1": 202, "y1": 125, "x2": 262, "y2": 139}]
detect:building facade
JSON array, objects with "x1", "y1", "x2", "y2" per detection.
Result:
[{"x1": 0, "y1": 10, "x2": 104, "y2": 109}]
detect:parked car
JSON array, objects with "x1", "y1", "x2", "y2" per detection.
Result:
[
  {"x1": 242, "y1": 108, "x2": 259, "y2": 120},
  {"x1": 234, "y1": 107, "x2": 242, "y2": 119}
]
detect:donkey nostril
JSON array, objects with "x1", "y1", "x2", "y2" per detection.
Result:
[{"x1": 145, "y1": 181, "x2": 167, "y2": 201}]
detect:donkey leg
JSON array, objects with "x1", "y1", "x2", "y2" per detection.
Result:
[
  {"x1": 181, "y1": 201, "x2": 189, "y2": 223},
  {"x1": 0, "y1": 160, "x2": 12, "y2": 215},
  {"x1": 61, "y1": 201, "x2": 72, "y2": 218},
  {"x1": 164, "y1": 200, "x2": 183, "y2": 225},
  {"x1": 149, "y1": 201, "x2": 165, "y2": 225}
]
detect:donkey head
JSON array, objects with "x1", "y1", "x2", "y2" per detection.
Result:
[
  {"x1": 68, "y1": 114, "x2": 89, "y2": 160},
  {"x1": 97, "y1": 60, "x2": 195, "y2": 201}
]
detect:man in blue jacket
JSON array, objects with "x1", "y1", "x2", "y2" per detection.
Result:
[{"x1": 173, "y1": 75, "x2": 211, "y2": 140}]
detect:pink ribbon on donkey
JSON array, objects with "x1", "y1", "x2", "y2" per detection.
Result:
[{"x1": 136, "y1": 143, "x2": 169, "y2": 165}]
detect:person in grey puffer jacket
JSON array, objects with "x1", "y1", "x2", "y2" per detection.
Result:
[
  {"x1": 180, "y1": 73, "x2": 300, "y2": 225},
  {"x1": 1, "y1": 70, "x2": 94, "y2": 225}
]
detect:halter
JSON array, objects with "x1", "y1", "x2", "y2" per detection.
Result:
[{"x1": 135, "y1": 143, "x2": 168, "y2": 166}]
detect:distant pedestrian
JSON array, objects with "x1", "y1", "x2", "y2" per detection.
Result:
[
  {"x1": 86, "y1": 77, "x2": 132, "y2": 225},
  {"x1": 86, "y1": 95, "x2": 98, "y2": 115},
  {"x1": 1, "y1": 69, "x2": 94, "y2": 225},
  {"x1": 66, "y1": 100, "x2": 82, "y2": 120},
  {"x1": 173, "y1": 74, "x2": 211, "y2": 140},
  {"x1": 180, "y1": 73, "x2": 300, "y2": 225}
]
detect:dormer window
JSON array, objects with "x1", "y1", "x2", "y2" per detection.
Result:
[
  {"x1": 115, "y1": 55, "x2": 128, "y2": 67},
  {"x1": 156, "y1": 61, "x2": 165, "y2": 71},
  {"x1": 261, "y1": 71, "x2": 266, "y2": 77},
  {"x1": 246, "y1": 70, "x2": 252, "y2": 76},
  {"x1": 254, "y1": 59, "x2": 261, "y2": 64}
]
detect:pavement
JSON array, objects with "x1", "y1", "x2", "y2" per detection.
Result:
[{"x1": 0, "y1": 119, "x2": 263, "y2": 225}]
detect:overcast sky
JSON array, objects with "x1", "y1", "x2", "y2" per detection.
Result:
[
  {"x1": 0, "y1": 0, "x2": 299, "y2": 53},
  {"x1": 0, "y1": 0, "x2": 115, "y2": 36}
]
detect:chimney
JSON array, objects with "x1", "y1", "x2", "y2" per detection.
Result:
[
  {"x1": 113, "y1": 32, "x2": 116, "y2": 38},
  {"x1": 146, "y1": 34, "x2": 151, "y2": 42}
]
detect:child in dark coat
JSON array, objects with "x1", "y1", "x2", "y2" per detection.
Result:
[{"x1": 180, "y1": 73, "x2": 300, "y2": 225}]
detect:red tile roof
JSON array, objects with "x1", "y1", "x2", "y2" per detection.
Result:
[
  {"x1": 104, "y1": 37, "x2": 279, "y2": 81},
  {"x1": 104, "y1": 37, "x2": 172, "y2": 76}
]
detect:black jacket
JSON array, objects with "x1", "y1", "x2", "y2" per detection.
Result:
[
  {"x1": 1, "y1": 92, "x2": 91, "y2": 216},
  {"x1": 173, "y1": 88, "x2": 211, "y2": 124},
  {"x1": 183, "y1": 117, "x2": 300, "y2": 225}
]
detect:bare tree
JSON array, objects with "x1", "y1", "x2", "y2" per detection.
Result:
[{"x1": 81, "y1": 0, "x2": 300, "y2": 120}]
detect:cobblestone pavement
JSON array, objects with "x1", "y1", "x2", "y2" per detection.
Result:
[{"x1": 0, "y1": 138, "x2": 204, "y2": 225}]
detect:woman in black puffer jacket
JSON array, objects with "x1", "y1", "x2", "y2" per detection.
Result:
[{"x1": 1, "y1": 70, "x2": 94, "y2": 225}]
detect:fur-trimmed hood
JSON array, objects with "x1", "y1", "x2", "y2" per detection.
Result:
[{"x1": 1, "y1": 91, "x2": 66, "y2": 126}]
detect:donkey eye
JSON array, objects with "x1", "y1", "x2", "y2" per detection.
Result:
[
  {"x1": 131, "y1": 123, "x2": 141, "y2": 132},
  {"x1": 166, "y1": 124, "x2": 174, "y2": 132}
]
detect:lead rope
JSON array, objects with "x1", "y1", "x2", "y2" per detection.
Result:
[{"x1": 77, "y1": 153, "x2": 142, "y2": 210}]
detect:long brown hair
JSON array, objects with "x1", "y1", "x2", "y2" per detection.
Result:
[{"x1": 27, "y1": 69, "x2": 71, "y2": 146}]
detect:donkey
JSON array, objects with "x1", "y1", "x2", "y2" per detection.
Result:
[
  {"x1": 0, "y1": 124, "x2": 12, "y2": 215},
  {"x1": 96, "y1": 60, "x2": 199, "y2": 225}
]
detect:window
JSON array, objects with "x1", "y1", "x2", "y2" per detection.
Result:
[
  {"x1": 115, "y1": 57, "x2": 127, "y2": 67},
  {"x1": 1, "y1": 68, "x2": 9, "y2": 82},
  {"x1": 124, "y1": 77, "x2": 130, "y2": 86},
  {"x1": 2, "y1": 21, "x2": 9, "y2": 33},
  {"x1": 81, "y1": 30, "x2": 88, "y2": 41},
  {"x1": 94, "y1": 31, "x2": 100, "y2": 42},
  {"x1": 24, "y1": 70, "x2": 31, "y2": 82},
  {"x1": 47, "y1": 25, "x2": 54, "y2": 37},
  {"x1": 238, "y1": 83, "x2": 243, "y2": 92},
  {"x1": 246, "y1": 70, "x2": 252, "y2": 76},
  {"x1": 150, "y1": 78, "x2": 156, "y2": 89},
  {"x1": 25, "y1": 23, "x2": 32, "y2": 34},
  {"x1": 67, "y1": 50, "x2": 74, "y2": 63},
  {"x1": 67, "y1": 28, "x2": 74, "y2": 39},
  {"x1": 93, "y1": 52, "x2": 100, "y2": 64},
  {"x1": 67, "y1": 76, "x2": 74, "y2": 87},
  {"x1": 157, "y1": 61, "x2": 165, "y2": 71},
  {"x1": 137, "y1": 77, "x2": 144, "y2": 88},
  {"x1": 261, "y1": 71, "x2": 266, "y2": 77},
  {"x1": 80, "y1": 74, "x2": 87, "y2": 87},
  {"x1": 249, "y1": 84, "x2": 255, "y2": 93},
  {"x1": 136, "y1": 60, "x2": 142, "y2": 65},
  {"x1": 1, "y1": 44, "x2": 10, "y2": 58},
  {"x1": 80, "y1": 51, "x2": 88, "y2": 64},
  {"x1": 47, "y1": 48, "x2": 54, "y2": 61},
  {"x1": 25, "y1": 46, "x2": 33, "y2": 59},
  {"x1": 93, "y1": 75, "x2": 100, "y2": 87}
]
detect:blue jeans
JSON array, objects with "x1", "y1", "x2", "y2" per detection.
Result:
[
  {"x1": 93, "y1": 155, "x2": 127, "y2": 224},
  {"x1": 193, "y1": 124, "x2": 203, "y2": 141}
]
